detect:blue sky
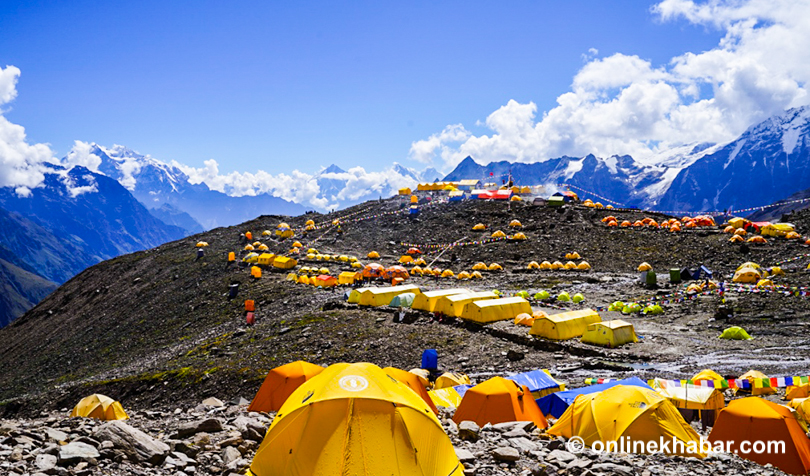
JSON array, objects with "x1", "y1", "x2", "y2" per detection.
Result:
[
  {"x1": 2, "y1": 0, "x2": 809, "y2": 206},
  {"x1": 2, "y1": 1, "x2": 722, "y2": 173}
]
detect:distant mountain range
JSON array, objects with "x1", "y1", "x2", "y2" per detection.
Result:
[
  {"x1": 0, "y1": 165, "x2": 188, "y2": 327},
  {"x1": 444, "y1": 106, "x2": 810, "y2": 216}
]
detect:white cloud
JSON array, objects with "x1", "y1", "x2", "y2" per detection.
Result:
[
  {"x1": 63, "y1": 140, "x2": 103, "y2": 172},
  {"x1": 412, "y1": 0, "x2": 810, "y2": 170},
  {"x1": 0, "y1": 65, "x2": 54, "y2": 196},
  {"x1": 174, "y1": 159, "x2": 424, "y2": 211}
]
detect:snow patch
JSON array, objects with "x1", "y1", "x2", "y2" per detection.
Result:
[
  {"x1": 563, "y1": 159, "x2": 585, "y2": 179},
  {"x1": 782, "y1": 125, "x2": 801, "y2": 155},
  {"x1": 724, "y1": 139, "x2": 746, "y2": 170},
  {"x1": 603, "y1": 156, "x2": 618, "y2": 174}
]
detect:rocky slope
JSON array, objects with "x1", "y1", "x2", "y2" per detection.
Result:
[{"x1": 0, "y1": 398, "x2": 788, "y2": 476}]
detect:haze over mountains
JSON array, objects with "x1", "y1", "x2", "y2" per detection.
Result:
[{"x1": 2, "y1": 105, "x2": 810, "y2": 326}]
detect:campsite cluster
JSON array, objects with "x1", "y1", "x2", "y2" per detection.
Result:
[{"x1": 3, "y1": 184, "x2": 810, "y2": 476}]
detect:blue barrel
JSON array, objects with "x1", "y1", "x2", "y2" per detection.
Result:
[{"x1": 421, "y1": 349, "x2": 438, "y2": 370}]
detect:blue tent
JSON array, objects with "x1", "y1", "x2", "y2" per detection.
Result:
[
  {"x1": 505, "y1": 370, "x2": 562, "y2": 395},
  {"x1": 454, "y1": 384, "x2": 472, "y2": 398},
  {"x1": 535, "y1": 377, "x2": 652, "y2": 418}
]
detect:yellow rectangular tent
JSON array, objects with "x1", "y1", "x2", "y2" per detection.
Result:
[
  {"x1": 338, "y1": 271, "x2": 360, "y2": 285},
  {"x1": 358, "y1": 285, "x2": 422, "y2": 307},
  {"x1": 460, "y1": 297, "x2": 532, "y2": 324},
  {"x1": 529, "y1": 309, "x2": 602, "y2": 340},
  {"x1": 411, "y1": 289, "x2": 471, "y2": 312},
  {"x1": 580, "y1": 319, "x2": 638, "y2": 348},
  {"x1": 651, "y1": 380, "x2": 725, "y2": 410},
  {"x1": 433, "y1": 291, "x2": 498, "y2": 317},
  {"x1": 272, "y1": 256, "x2": 298, "y2": 269},
  {"x1": 398, "y1": 187, "x2": 412, "y2": 195},
  {"x1": 761, "y1": 223, "x2": 795, "y2": 237},
  {"x1": 348, "y1": 288, "x2": 374, "y2": 304},
  {"x1": 257, "y1": 253, "x2": 276, "y2": 265}
]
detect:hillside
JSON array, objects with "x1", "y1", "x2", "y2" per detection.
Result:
[
  {"x1": 0, "y1": 255, "x2": 58, "y2": 327},
  {"x1": 1, "y1": 196, "x2": 809, "y2": 417}
]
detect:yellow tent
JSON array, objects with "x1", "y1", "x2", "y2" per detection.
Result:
[
  {"x1": 434, "y1": 372, "x2": 470, "y2": 390},
  {"x1": 761, "y1": 223, "x2": 795, "y2": 237},
  {"x1": 70, "y1": 394, "x2": 128, "y2": 420},
  {"x1": 472, "y1": 223, "x2": 486, "y2": 231},
  {"x1": 637, "y1": 262, "x2": 652, "y2": 271},
  {"x1": 471, "y1": 262, "x2": 488, "y2": 270},
  {"x1": 577, "y1": 261, "x2": 591, "y2": 270},
  {"x1": 428, "y1": 386, "x2": 466, "y2": 409},
  {"x1": 488, "y1": 263, "x2": 503, "y2": 271},
  {"x1": 399, "y1": 255, "x2": 414, "y2": 264},
  {"x1": 273, "y1": 256, "x2": 298, "y2": 269},
  {"x1": 398, "y1": 187, "x2": 412, "y2": 195},
  {"x1": 433, "y1": 291, "x2": 499, "y2": 317},
  {"x1": 459, "y1": 297, "x2": 532, "y2": 324},
  {"x1": 650, "y1": 379, "x2": 725, "y2": 410},
  {"x1": 411, "y1": 289, "x2": 470, "y2": 312},
  {"x1": 736, "y1": 370, "x2": 777, "y2": 396},
  {"x1": 580, "y1": 320, "x2": 638, "y2": 348},
  {"x1": 367, "y1": 251, "x2": 380, "y2": 259},
  {"x1": 246, "y1": 363, "x2": 463, "y2": 476},
  {"x1": 338, "y1": 271, "x2": 360, "y2": 285},
  {"x1": 539, "y1": 261, "x2": 553, "y2": 270},
  {"x1": 692, "y1": 369, "x2": 723, "y2": 382},
  {"x1": 491, "y1": 230, "x2": 506, "y2": 238},
  {"x1": 728, "y1": 217, "x2": 748, "y2": 229},
  {"x1": 565, "y1": 252, "x2": 581, "y2": 260},
  {"x1": 251, "y1": 266, "x2": 262, "y2": 278},
  {"x1": 257, "y1": 253, "x2": 276, "y2": 266},
  {"x1": 514, "y1": 313, "x2": 535, "y2": 326},
  {"x1": 527, "y1": 261, "x2": 540, "y2": 269},
  {"x1": 509, "y1": 219, "x2": 522, "y2": 228},
  {"x1": 358, "y1": 285, "x2": 422, "y2": 307},
  {"x1": 529, "y1": 309, "x2": 602, "y2": 340},
  {"x1": 347, "y1": 288, "x2": 371, "y2": 304},
  {"x1": 787, "y1": 384, "x2": 810, "y2": 400},
  {"x1": 548, "y1": 385, "x2": 705, "y2": 457},
  {"x1": 732, "y1": 267, "x2": 761, "y2": 283}
]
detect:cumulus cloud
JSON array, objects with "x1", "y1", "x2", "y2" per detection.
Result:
[
  {"x1": 174, "y1": 159, "x2": 423, "y2": 211},
  {"x1": 412, "y1": 0, "x2": 810, "y2": 170},
  {"x1": 0, "y1": 65, "x2": 54, "y2": 196}
]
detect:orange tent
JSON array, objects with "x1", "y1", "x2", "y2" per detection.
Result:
[
  {"x1": 361, "y1": 263, "x2": 386, "y2": 279},
  {"x1": 452, "y1": 376, "x2": 548, "y2": 428},
  {"x1": 709, "y1": 397, "x2": 810, "y2": 476},
  {"x1": 385, "y1": 265, "x2": 410, "y2": 280},
  {"x1": 248, "y1": 361, "x2": 324, "y2": 413},
  {"x1": 383, "y1": 367, "x2": 439, "y2": 414}
]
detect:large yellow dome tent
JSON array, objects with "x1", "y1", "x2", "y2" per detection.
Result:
[
  {"x1": 246, "y1": 362, "x2": 463, "y2": 476},
  {"x1": 70, "y1": 394, "x2": 129, "y2": 420},
  {"x1": 548, "y1": 385, "x2": 704, "y2": 457}
]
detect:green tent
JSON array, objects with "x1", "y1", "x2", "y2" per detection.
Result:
[
  {"x1": 719, "y1": 326, "x2": 752, "y2": 340},
  {"x1": 515, "y1": 290, "x2": 530, "y2": 299},
  {"x1": 608, "y1": 301, "x2": 625, "y2": 312},
  {"x1": 557, "y1": 292, "x2": 571, "y2": 302},
  {"x1": 389, "y1": 292, "x2": 416, "y2": 308},
  {"x1": 572, "y1": 293, "x2": 585, "y2": 303},
  {"x1": 622, "y1": 303, "x2": 642, "y2": 314},
  {"x1": 534, "y1": 290, "x2": 550, "y2": 300},
  {"x1": 642, "y1": 304, "x2": 664, "y2": 315}
]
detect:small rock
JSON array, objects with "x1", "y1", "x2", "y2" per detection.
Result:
[
  {"x1": 591, "y1": 462, "x2": 634, "y2": 476},
  {"x1": 503, "y1": 428, "x2": 528, "y2": 439},
  {"x1": 221, "y1": 446, "x2": 242, "y2": 465},
  {"x1": 202, "y1": 397, "x2": 224, "y2": 408},
  {"x1": 173, "y1": 419, "x2": 223, "y2": 439},
  {"x1": 491, "y1": 446, "x2": 520, "y2": 462},
  {"x1": 45, "y1": 429, "x2": 68, "y2": 443},
  {"x1": 93, "y1": 420, "x2": 169, "y2": 465},
  {"x1": 458, "y1": 421, "x2": 480, "y2": 441},
  {"x1": 454, "y1": 447, "x2": 476, "y2": 463},
  {"x1": 35, "y1": 453, "x2": 57, "y2": 472},
  {"x1": 508, "y1": 437, "x2": 538, "y2": 454},
  {"x1": 58, "y1": 442, "x2": 99, "y2": 464},
  {"x1": 547, "y1": 449, "x2": 576, "y2": 463}
]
